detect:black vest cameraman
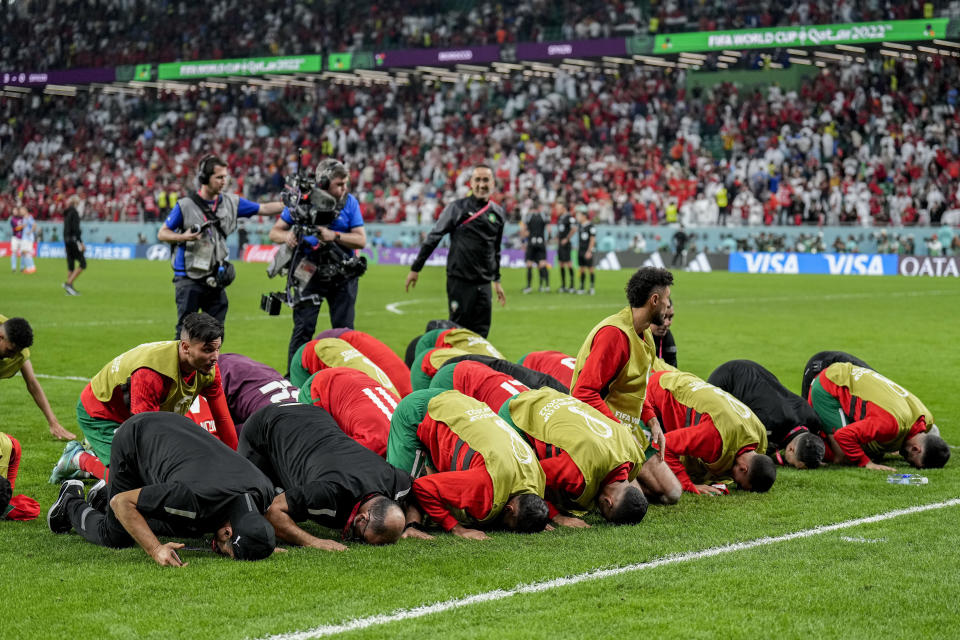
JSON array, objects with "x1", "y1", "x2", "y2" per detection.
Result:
[{"x1": 268, "y1": 159, "x2": 367, "y2": 372}]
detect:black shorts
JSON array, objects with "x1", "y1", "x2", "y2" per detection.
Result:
[
  {"x1": 525, "y1": 245, "x2": 546, "y2": 263},
  {"x1": 578, "y1": 252, "x2": 595, "y2": 268},
  {"x1": 66, "y1": 241, "x2": 86, "y2": 271},
  {"x1": 557, "y1": 245, "x2": 572, "y2": 263}
]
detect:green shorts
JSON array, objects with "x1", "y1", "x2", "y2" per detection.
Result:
[
  {"x1": 76, "y1": 397, "x2": 122, "y2": 467},
  {"x1": 297, "y1": 371, "x2": 319, "y2": 404},
  {"x1": 809, "y1": 377, "x2": 846, "y2": 435}
]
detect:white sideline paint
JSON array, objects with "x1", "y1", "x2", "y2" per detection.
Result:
[
  {"x1": 383, "y1": 288, "x2": 955, "y2": 316},
  {"x1": 27, "y1": 373, "x2": 90, "y2": 382},
  {"x1": 254, "y1": 498, "x2": 960, "y2": 640},
  {"x1": 385, "y1": 299, "x2": 425, "y2": 315}
]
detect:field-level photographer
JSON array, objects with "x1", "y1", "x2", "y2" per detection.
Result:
[
  {"x1": 268, "y1": 158, "x2": 367, "y2": 372},
  {"x1": 158, "y1": 154, "x2": 286, "y2": 337}
]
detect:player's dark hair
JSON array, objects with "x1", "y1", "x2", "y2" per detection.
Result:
[
  {"x1": 365, "y1": 496, "x2": 404, "y2": 544},
  {"x1": 3, "y1": 317, "x2": 33, "y2": 350},
  {"x1": 794, "y1": 432, "x2": 825, "y2": 469},
  {"x1": 606, "y1": 484, "x2": 648, "y2": 525},
  {"x1": 921, "y1": 435, "x2": 950, "y2": 469},
  {"x1": 181, "y1": 312, "x2": 224, "y2": 344},
  {"x1": 625, "y1": 267, "x2": 674, "y2": 309},
  {"x1": 512, "y1": 493, "x2": 549, "y2": 533},
  {"x1": 404, "y1": 335, "x2": 422, "y2": 368},
  {"x1": 747, "y1": 454, "x2": 777, "y2": 493}
]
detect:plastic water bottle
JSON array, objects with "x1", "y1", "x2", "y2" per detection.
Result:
[{"x1": 886, "y1": 474, "x2": 928, "y2": 485}]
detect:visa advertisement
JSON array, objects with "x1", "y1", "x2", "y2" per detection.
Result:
[{"x1": 729, "y1": 252, "x2": 899, "y2": 275}]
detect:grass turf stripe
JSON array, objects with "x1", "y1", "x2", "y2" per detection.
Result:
[{"x1": 255, "y1": 498, "x2": 960, "y2": 640}]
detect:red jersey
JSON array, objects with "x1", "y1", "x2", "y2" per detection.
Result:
[
  {"x1": 818, "y1": 373, "x2": 927, "y2": 466},
  {"x1": 411, "y1": 415, "x2": 493, "y2": 531},
  {"x1": 309, "y1": 367, "x2": 398, "y2": 456},
  {"x1": 571, "y1": 326, "x2": 631, "y2": 422},
  {"x1": 521, "y1": 350, "x2": 576, "y2": 388},
  {"x1": 448, "y1": 361, "x2": 530, "y2": 412},
  {"x1": 339, "y1": 330, "x2": 412, "y2": 397},
  {"x1": 80, "y1": 366, "x2": 237, "y2": 449}
]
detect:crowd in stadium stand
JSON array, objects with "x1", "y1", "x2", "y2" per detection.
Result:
[
  {"x1": 2, "y1": 49, "x2": 960, "y2": 241},
  {"x1": 1, "y1": 0, "x2": 943, "y2": 71}
]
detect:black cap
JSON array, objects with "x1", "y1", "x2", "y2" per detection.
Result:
[{"x1": 227, "y1": 494, "x2": 275, "y2": 561}]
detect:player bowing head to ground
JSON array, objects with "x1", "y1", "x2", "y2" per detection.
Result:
[
  {"x1": 708, "y1": 359, "x2": 825, "y2": 470},
  {"x1": 48, "y1": 412, "x2": 276, "y2": 566},
  {"x1": 387, "y1": 389, "x2": 548, "y2": 540},
  {"x1": 239, "y1": 404, "x2": 418, "y2": 550},
  {"x1": 808, "y1": 362, "x2": 949, "y2": 471}
]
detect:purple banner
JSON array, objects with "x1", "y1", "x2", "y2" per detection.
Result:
[
  {"x1": 374, "y1": 247, "x2": 555, "y2": 269},
  {"x1": 514, "y1": 38, "x2": 628, "y2": 61},
  {"x1": 2, "y1": 67, "x2": 114, "y2": 86},
  {"x1": 374, "y1": 45, "x2": 500, "y2": 68},
  {"x1": 898, "y1": 255, "x2": 960, "y2": 277}
]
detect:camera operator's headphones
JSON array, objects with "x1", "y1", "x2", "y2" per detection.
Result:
[
  {"x1": 197, "y1": 154, "x2": 225, "y2": 188},
  {"x1": 315, "y1": 159, "x2": 346, "y2": 190}
]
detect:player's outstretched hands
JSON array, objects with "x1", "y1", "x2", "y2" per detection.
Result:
[
  {"x1": 450, "y1": 524, "x2": 489, "y2": 541},
  {"x1": 49, "y1": 421, "x2": 76, "y2": 441},
  {"x1": 310, "y1": 538, "x2": 348, "y2": 552},
  {"x1": 552, "y1": 514, "x2": 590, "y2": 528},
  {"x1": 401, "y1": 527, "x2": 434, "y2": 540},
  {"x1": 695, "y1": 484, "x2": 725, "y2": 496},
  {"x1": 864, "y1": 461, "x2": 897, "y2": 472},
  {"x1": 152, "y1": 542, "x2": 187, "y2": 567}
]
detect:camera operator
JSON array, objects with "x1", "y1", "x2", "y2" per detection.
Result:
[
  {"x1": 268, "y1": 159, "x2": 367, "y2": 372},
  {"x1": 158, "y1": 154, "x2": 286, "y2": 337}
]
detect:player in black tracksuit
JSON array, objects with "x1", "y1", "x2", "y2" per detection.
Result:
[
  {"x1": 521, "y1": 210, "x2": 549, "y2": 293},
  {"x1": 799, "y1": 350, "x2": 872, "y2": 402},
  {"x1": 49, "y1": 412, "x2": 276, "y2": 564},
  {"x1": 556, "y1": 208, "x2": 577, "y2": 292},
  {"x1": 405, "y1": 166, "x2": 505, "y2": 338},
  {"x1": 239, "y1": 403, "x2": 421, "y2": 547},
  {"x1": 708, "y1": 360, "x2": 825, "y2": 469}
]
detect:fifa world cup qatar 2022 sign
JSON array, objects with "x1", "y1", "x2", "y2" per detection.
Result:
[{"x1": 653, "y1": 18, "x2": 947, "y2": 53}]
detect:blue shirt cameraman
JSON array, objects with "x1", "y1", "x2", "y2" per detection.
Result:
[{"x1": 268, "y1": 159, "x2": 367, "y2": 372}]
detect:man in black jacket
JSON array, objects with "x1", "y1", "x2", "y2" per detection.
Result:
[
  {"x1": 47, "y1": 412, "x2": 277, "y2": 565},
  {"x1": 404, "y1": 165, "x2": 506, "y2": 337},
  {"x1": 62, "y1": 196, "x2": 85, "y2": 296}
]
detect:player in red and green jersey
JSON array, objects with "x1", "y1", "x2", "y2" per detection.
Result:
[
  {"x1": 289, "y1": 337, "x2": 399, "y2": 395},
  {"x1": 808, "y1": 363, "x2": 949, "y2": 470},
  {"x1": 518, "y1": 350, "x2": 576, "y2": 389},
  {"x1": 570, "y1": 267, "x2": 680, "y2": 503},
  {"x1": 50, "y1": 313, "x2": 236, "y2": 484},
  {"x1": 315, "y1": 328, "x2": 412, "y2": 397},
  {"x1": 643, "y1": 370, "x2": 776, "y2": 495},
  {"x1": 413, "y1": 327, "x2": 504, "y2": 362},
  {"x1": 386, "y1": 388, "x2": 548, "y2": 540},
  {"x1": 497, "y1": 387, "x2": 648, "y2": 528},
  {"x1": 429, "y1": 360, "x2": 531, "y2": 412},
  {"x1": 298, "y1": 367, "x2": 400, "y2": 456}
]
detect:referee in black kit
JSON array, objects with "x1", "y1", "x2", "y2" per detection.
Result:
[{"x1": 405, "y1": 165, "x2": 506, "y2": 338}]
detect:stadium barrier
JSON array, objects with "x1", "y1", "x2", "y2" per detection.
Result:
[{"x1": 5, "y1": 242, "x2": 956, "y2": 277}]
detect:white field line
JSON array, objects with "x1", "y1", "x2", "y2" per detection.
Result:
[
  {"x1": 254, "y1": 498, "x2": 960, "y2": 640},
  {"x1": 33, "y1": 373, "x2": 91, "y2": 382},
  {"x1": 384, "y1": 288, "x2": 956, "y2": 315}
]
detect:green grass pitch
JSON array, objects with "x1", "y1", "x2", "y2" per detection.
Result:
[{"x1": 2, "y1": 258, "x2": 958, "y2": 640}]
